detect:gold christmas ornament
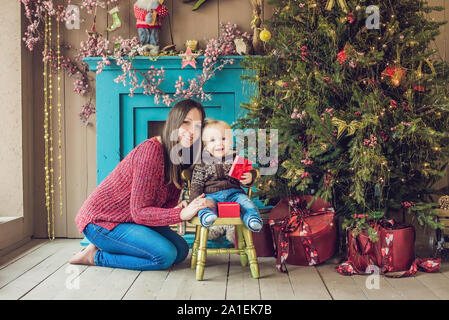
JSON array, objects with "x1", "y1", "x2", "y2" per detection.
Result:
[
  {"x1": 185, "y1": 40, "x2": 198, "y2": 52},
  {"x1": 325, "y1": 0, "x2": 349, "y2": 13},
  {"x1": 259, "y1": 29, "x2": 271, "y2": 42},
  {"x1": 439, "y1": 195, "x2": 449, "y2": 210}
]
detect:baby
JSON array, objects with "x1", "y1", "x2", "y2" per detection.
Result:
[{"x1": 189, "y1": 119, "x2": 263, "y2": 232}]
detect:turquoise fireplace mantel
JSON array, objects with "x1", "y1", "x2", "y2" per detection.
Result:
[{"x1": 84, "y1": 56, "x2": 257, "y2": 184}]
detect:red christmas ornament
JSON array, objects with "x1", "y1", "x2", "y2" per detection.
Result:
[{"x1": 382, "y1": 64, "x2": 407, "y2": 87}]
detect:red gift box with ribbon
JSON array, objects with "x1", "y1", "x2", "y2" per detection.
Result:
[
  {"x1": 336, "y1": 219, "x2": 441, "y2": 278},
  {"x1": 228, "y1": 156, "x2": 253, "y2": 180},
  {"x1": 217, "y1": 202, "x2": 240, "y2": 218},
  {"x1": 269, "y1": 195, "x2": 337, "y2": 272}
]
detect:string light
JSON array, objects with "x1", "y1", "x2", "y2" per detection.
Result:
[
  {"x1": 44, "y1": 12, "x2": 51, "y2": 240},
  {"x1": 57, "y1": 17, "x2": 63, "y2": 219},
  {"x1": 48, "y1": 13, "x2": 55, "y2": 240}
]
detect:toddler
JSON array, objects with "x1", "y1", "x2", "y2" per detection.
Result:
[{"x1": 189, "y1": 120, "x2": 263, "y2": 232}]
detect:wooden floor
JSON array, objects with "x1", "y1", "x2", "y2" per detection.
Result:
[{"x1": 1, "y1": 239, "x2": 449, "y2": 300}]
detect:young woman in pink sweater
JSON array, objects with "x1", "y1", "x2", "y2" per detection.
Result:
[{"x1": 70, "y1": 99, "x2": 213, "y2": 270}]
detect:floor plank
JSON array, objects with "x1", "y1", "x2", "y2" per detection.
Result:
[
  {"x1": 226, "y1": 254, "x2": 260, "y2": 300},
  {"x1": 0, "y1": 239, "x2": 81, "y2": 300},
  {"x1": 0, "y1": 239, "x2": 49, "y2": 269},
  {"x1": 0, "y1": 239, "x2": 73, "y2": 289},
  {"x1": 20, "y1": 262, "x2": 89, "y2": 300},
  {"x1": 315, "y1": 263, "x2": 367, "y2": 300},
  {"x1": 351, "y1": 274, "x2": 405, "y2": 300},
  {"x1": 189, "y1": 254, "x2": 230, "y2": 300},
  {"x1": 384, "y1": 276, "x2": 441, "y2": 300},
  {"x1": 258, "y1": 257, "x2": 296, "y2": 300},
  {"x1": 287, "y1": 264, "x2": 332, "y2": 300},
  {"x1": 122, "y1": 269, "x2": 170, "y2": 300},
  {"x1": 52, "y1": 266, "x2": 140, "y2": 300},
  {"x1": 0, "y1": 240, "x2": 447, "y2": 300},
  {"x1": 414, "y1": 271, "x2": 449, "y2": 300},
  {"x1": 155, "y1": 252, "x2": 199, "y2": 300}
]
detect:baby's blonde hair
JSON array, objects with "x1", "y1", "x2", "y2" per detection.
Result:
[
  {"x1": 202, "y1": 119, "x2": 233, "y2": 145},
  {"x1": 203, "y1": 119, "x2": 231, "y2": 130}
]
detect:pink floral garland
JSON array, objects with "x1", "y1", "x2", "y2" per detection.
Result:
[
  {"x1": 20, "y1": 0, "x2": 252, "y2": 123},
  {"x1": 88, "y1": 23, "x2": 251, "y2": 109}
]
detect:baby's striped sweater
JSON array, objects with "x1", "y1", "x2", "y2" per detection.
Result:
[{"x1": 75, "y1": 137, "x2": 183, "y2": 234}]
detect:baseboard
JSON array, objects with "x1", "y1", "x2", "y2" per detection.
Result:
[{"x1": 0, "y1": 236, "x2": 31, "y2": 258}]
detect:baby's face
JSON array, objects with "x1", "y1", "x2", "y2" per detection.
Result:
[{"x1": 202, "y1": 125, "x2": 233, "y2": 158}]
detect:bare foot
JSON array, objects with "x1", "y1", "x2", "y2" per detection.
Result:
[{"x1": 69, "y1": 243, "x2": 98, "y2": 266}]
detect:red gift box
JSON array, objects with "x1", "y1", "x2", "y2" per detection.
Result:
[
  {"x1": 217, "y1": 202, "x2": 240, "y2": 218},
  {"x1": 228, "y1": 156, "x2": 253, "y2": 180}
]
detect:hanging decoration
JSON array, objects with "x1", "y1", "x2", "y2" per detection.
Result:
[
  {"x1": 325, "y1": 0, "x2": 349, "y2": 13},
  {"x1": 249, "y1": 0, "x2": 263, "y2": 54},
  {"x1": 106, "y1": 6, "x2": 122, "y2": 32},
  {"x1": 57, "y1": 16, "x2": 63, "y2": 223},
  {"x1": 43, "y1": 12, "x2": 52, "y2": 240},
  {"x1": 259, "y1": 28, "x2": 271, "y2": 43},
  {"x1": 382, "y1": 64, "x2": 407, "y2": 87}
]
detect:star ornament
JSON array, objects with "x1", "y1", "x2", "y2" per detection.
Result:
[{"x1": 179, "y1": 47, "x2": 199, "y2": 69}]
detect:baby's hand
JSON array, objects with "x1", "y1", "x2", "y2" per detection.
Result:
[{"x1": 240, "y1": 172, "x2": 253, "y2": 185}]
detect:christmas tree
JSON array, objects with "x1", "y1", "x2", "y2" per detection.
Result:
[{"x1": 236, "y1": 0, "x2": 449, "y2": 236}]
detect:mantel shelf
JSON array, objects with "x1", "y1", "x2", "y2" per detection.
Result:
[{"x1": 83, "y1": 55, "x2": 250, "y2": 72}]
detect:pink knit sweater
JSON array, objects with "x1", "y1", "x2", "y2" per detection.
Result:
[{"x1": 75, "y1": 137, "x2": 183, "y2": 234}]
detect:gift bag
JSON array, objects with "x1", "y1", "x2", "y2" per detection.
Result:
[
  {"x1": 269, "y1": 195, "x2": 337, "y2": 272},
  {"x1": 336, "y1": 219, "x2": 441, "y2": 277}
]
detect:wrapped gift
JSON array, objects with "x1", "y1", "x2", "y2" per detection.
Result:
[
  {"x1": 269, "y1": 195, "x2": 336, "y2": 272},
  {"x1": 336, "y1": 219, "x2": 441, "y2": 278},
  {"x1": 217, "y1": 202, "x2": 240, "y2": 218},
  {"x1": 228, "y1": 156, "x2": 253, "y2": 180}
]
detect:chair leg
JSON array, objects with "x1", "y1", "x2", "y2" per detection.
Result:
[
  {"x1": 237, "y1": 225, "x2": 248, "y2": 267},
  {"x1": 196, "y1": 226, "x2": 209, "y2": 281},
  {"x1": 191, "y1": 225, "x2": 200, "y2": 269},
  {"x1": 242, "y1": 227, "x2": 260, "y2": 279}
]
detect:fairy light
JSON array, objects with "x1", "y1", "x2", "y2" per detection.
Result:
[
  {"x1": 44, "y1": 12, "x2": 51, "y2": 240},
  {"x1": 48, "y1": 14, "x2": 55, "y2": 240},
  {"x1": 57, "y1": 17, "x2": 63, "y2": 219}
]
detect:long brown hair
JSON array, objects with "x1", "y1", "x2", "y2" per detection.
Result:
[{"x1": 161, "y1": 99, "x2": 206, "y2": 189}]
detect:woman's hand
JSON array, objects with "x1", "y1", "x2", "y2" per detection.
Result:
[
  {"x1": 240, "y1": 172, "x2": 253, "y2": 185},
  {"x1": 180, "y1": 194, "x2": 213, "y2": 221},
  {"x1": 175, "y1": 200, "x2": 189, "y2": 209}
]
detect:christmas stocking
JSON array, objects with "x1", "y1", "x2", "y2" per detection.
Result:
[{"x1": 106, "y1": 6, "x2": 122, "y2": 32}]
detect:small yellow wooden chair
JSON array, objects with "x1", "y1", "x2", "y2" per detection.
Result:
[{"x1": 181, "y1": 168, "x2": 260, "y2": 281}]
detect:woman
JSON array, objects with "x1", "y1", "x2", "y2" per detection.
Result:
[{"x1": 69, "y1": 99, "x2": 212, "y2": 270}]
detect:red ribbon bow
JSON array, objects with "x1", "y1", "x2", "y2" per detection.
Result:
[{"x1": 228, "y1": 156, "x2": 253, "y2": 180}]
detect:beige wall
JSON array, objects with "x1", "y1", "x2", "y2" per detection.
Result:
[
  {"x1": 30, "y1": 1, "x2": 449, "y2": 238},
  {"x1": 0, "y1": 0, "x2": 24, "y2": 218},
  {"x1": 0, "y1": 1, "x2": 34, "y2": 252}
]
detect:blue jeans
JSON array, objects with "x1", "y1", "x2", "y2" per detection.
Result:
[
  {"x1": 83, "y1": 223, "x2": 189, "y2": 271},
  {"x1": 198, "y1": 188, "x2": 261, "y2": 230},
  {"x1": 137, "y1": 28, "x2": 159, "y2": 46}
]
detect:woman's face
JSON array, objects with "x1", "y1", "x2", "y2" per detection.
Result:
[{"x1": 178, "y1": 108, "x2": 203, "y2": 148}]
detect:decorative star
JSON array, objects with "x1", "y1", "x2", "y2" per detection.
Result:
[{"x1": 179, "y1": 47, "x2": 199, "y2": 69}]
